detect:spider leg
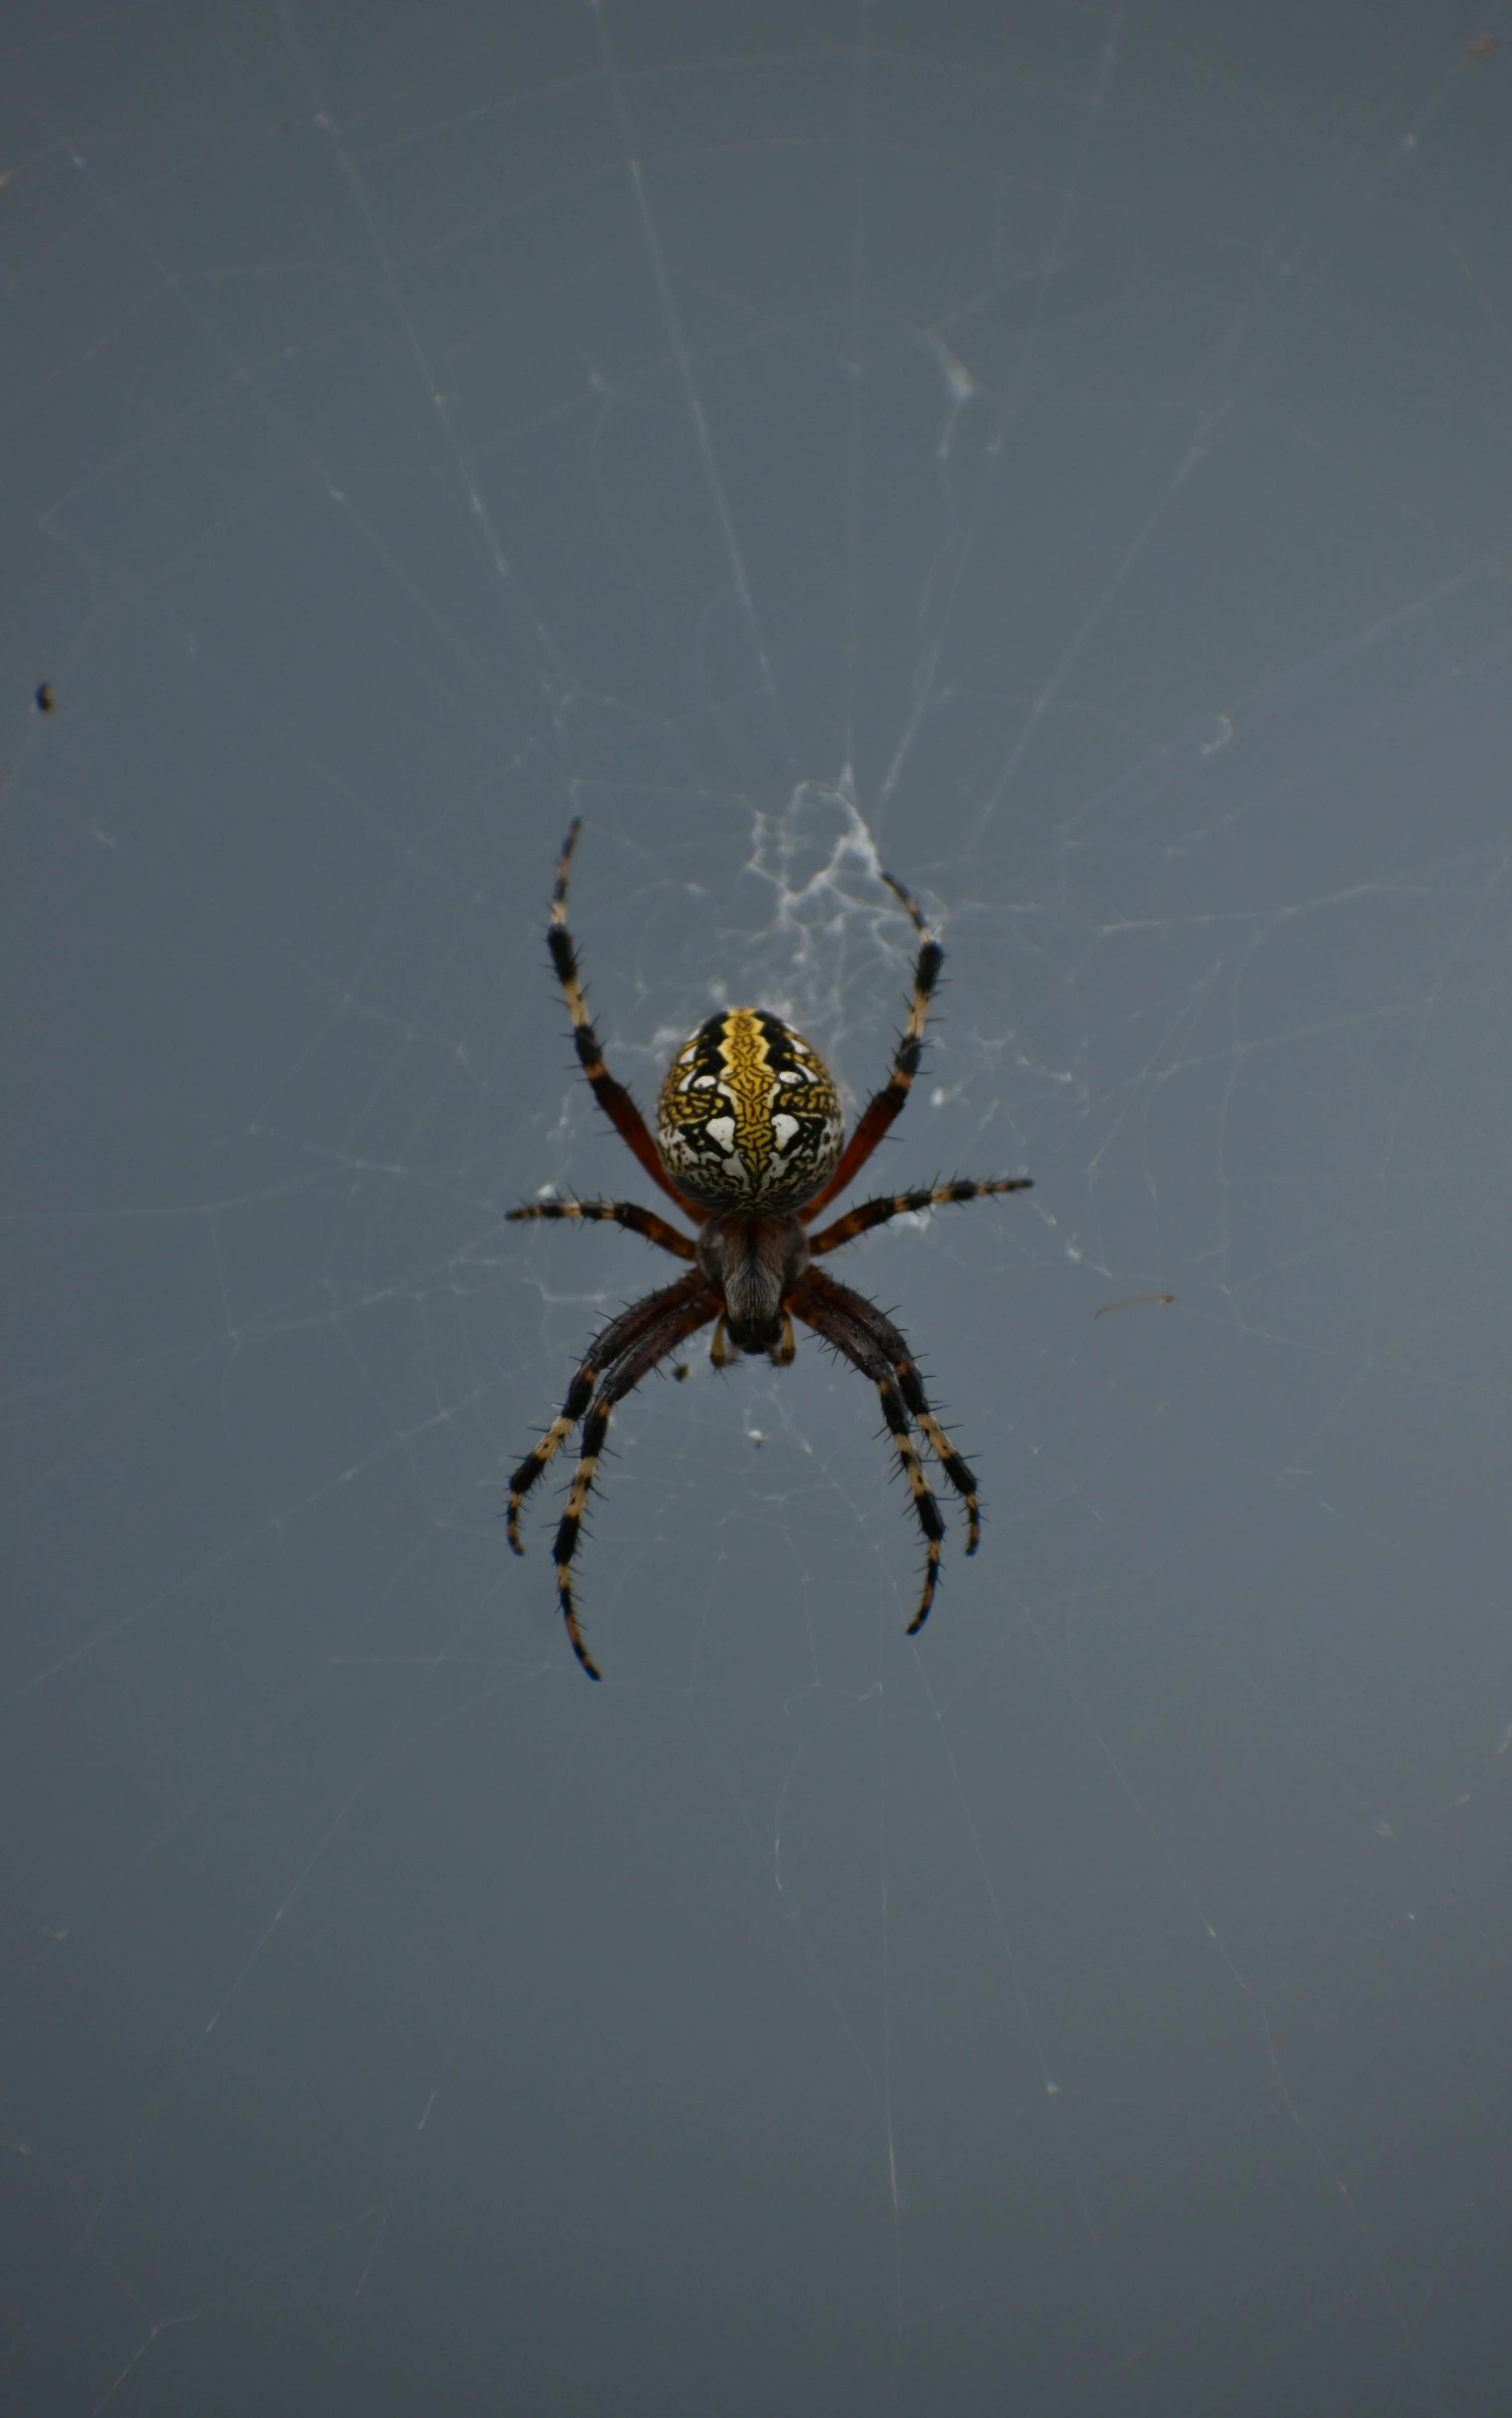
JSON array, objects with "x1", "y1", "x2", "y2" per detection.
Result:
[
  {"x1": 506, "y1": 1270, "x2": 710, "y2": 1550},
  {"x1": 553, "y1": 1293, "x2": 719, "y2": 1678},
  {"x1": 807, "y1": 1178, "x2": 1032, "y2": 1257},
  {"x1": 547, "y1": 819, "x2": 701, "y2": 1218},
  {"x1": 506, "y1": 1198, "x2": 697, "y2": 1260},
  {"x1": 800, "y1": 869, "x2": 942, "y2": 1219},
  {"x1": 801, "y1": 1264, "x2": 985, "y2": 1555},
  {"x1": 789, "y1": 1271, "x2": 948, "y2": 1635}
]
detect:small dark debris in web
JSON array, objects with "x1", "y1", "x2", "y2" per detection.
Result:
[
  {"x1": 1093, "y1": 1292, "x2": 1174, "y2": 1322},
  {"x1": 672, "y1": 1363, "x2": 689, "y2": 1381},
  {"x1": 35, "y1": 682, "x2": 54, "y2": 713},
  {"x1": 1467, "y1": 33, "x2": 1495, "y2": 60}
]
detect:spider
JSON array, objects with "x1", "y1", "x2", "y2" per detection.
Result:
[{"x1": 507, "y1": 820, "x2": 1033, "y2": 1678}]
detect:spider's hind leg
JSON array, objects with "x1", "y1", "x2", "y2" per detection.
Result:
[
  {"x1": 543, "y1": 821, "x2": 698, "y2": 1217},
  {"x1": 799, "y1": 869, "x2": 944, "y2": 1219}
]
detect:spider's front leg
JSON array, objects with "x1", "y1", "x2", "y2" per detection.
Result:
[
  {"x1": 801, "y1": 1264, "x2": 986, "y2": 1554},
  {"x1": 789, "y1": 1271, "x2": 950, "y2": 1633},
  {"x1": 552, "y1": 1293, "x2": 718, "y2": 1677},
  {"x1": 506, "y1": 1271, "x2": 709, "y2": 1550}
]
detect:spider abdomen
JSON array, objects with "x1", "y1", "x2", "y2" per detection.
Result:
[{"x1": 657, "y1": 1008, "x2": 843, "y2": 1212}]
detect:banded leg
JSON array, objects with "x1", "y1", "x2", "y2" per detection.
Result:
[
  {"x1": 546, "y1": 819, "x2": 699, "y2": 1217},
  {"x1": 506, "y1": 1198, "x2": 697, "y2": 1260},
  {"x1": 801, "y1": 1264, "x2": 985, "y2": 1551},
  {"x1": 554, "y1": 1296, "x2": 719, "y2": 1678},
  {"x1": 506, "y1": 1270, "x2": 709, "y2": 1550},
  {"x1": 790, "y1": 1275, "x2": 948, "y2": 1634},
  {"x1": 802, "y1": 868, "x2": 942, "y2": 1218},
  {"x1": 808, "y1": 1178, "x2": 1032, "y2": 1257}
]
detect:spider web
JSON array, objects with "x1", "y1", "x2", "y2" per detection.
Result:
[{"x1": 3, "y1": 5, "x2": 1511, "y2": 2413}]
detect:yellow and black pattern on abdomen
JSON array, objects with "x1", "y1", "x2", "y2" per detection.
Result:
[{"x1": 656, "y1": 1008, "x2": 843, "y2": 1211}]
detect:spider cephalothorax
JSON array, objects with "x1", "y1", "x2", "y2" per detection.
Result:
[{"x1": 507, "y1": 820, "x2": 1033, "y2": 1678}]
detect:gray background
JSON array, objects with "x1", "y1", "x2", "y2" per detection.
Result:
[{"x1": 3, "y1": 4, "x2": 1510, "y2": 2413}]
